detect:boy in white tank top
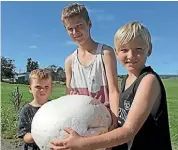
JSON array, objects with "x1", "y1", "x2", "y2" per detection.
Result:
[{"x1": 61, "y1": 3, "x2": 119, "y2": 133}]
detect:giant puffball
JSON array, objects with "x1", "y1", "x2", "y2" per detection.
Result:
[{"x1": 31, "y1": 95, "x2": 112, "y2": 150}]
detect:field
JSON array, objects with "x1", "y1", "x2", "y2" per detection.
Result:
[{"x1": 1, "y1": 78, "x2": 178, "y2": 149}]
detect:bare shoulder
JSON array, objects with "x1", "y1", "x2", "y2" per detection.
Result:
[
  {"x1": 141, "y1": 73, "x2": 159, "y2": 84},
  {"x1": 65, "y1": 53, "x2": 73, "y2": 66},
  {"x1": 139, "y1": 73, "x2": 160, "y2": 90},
  {"x1": 102, "y1": 44, "x2": 115, "y2": 55}
]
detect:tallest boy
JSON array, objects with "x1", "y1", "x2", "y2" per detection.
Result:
[{"x1": 62, "y1": 3, "x2": 119, "y2": 129}]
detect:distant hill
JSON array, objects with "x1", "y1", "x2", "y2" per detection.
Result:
[{"x1": 118, "y1": 75, "x2": 178, "y2": 79}]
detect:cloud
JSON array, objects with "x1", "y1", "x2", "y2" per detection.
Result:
[
  {"x1": 29, "y1": 45, "x2": 38, "y2": 49},
  {"x1": 87, "y1": 7, "x2": 105, "y2": 14},
  {"x1": 95, "y1": 14, "x2": 114, "y2": 21},
  {"x1": 65, "y1": 41, "x2": 77, "y2": 46},
  {"x1": 86, "y1": 7, "x2": 114, "y2": 22},
  {"x1": 87, "y1": 7, "x2": 114, "y2": 22},
  {"x1": 152, "y1": 36, "x2": 163, "y2": 42}
]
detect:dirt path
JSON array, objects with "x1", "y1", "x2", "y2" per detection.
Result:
[
  {"x1": 1, "y1": 138, "x2": 23, "y2": 150},
  {"x1": 1, "y1": 138, "x2": 177, "y2": 150}
]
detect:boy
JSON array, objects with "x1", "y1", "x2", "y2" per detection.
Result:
[
  {"x1": 50, "y1": 22, "x2": 172, "y2": 150},
  {"x1": 62, "y1": 3, "x2": 119, "y2": 130},
  {"x1": 18, "y1": 69, "x2": 52, "y2": 150}
]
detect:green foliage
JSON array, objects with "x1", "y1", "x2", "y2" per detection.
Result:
[
  {"x1": 9, "y1": 86, "x2": 23, "y2": 113},
  {"x1": 45, "y1": 65, "x2": 66, "y2": 82},
  {"x1": 26, "y1": 58, "x2": 39, "y2": 72},
  {"x1": 1, "y1": 56, "x2": 16, "y2": 79}
]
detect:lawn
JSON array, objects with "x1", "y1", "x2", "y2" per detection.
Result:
[{"x1": 1, "y1": 78, "x2": 178, "y2": 149}]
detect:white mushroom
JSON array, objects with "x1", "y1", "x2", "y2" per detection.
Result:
[{"x1": 31, "y1": 95, "x2": 112, "y2": 150}]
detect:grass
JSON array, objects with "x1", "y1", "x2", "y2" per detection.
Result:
[
  {"x1": 163, "y1": 79, "x2": 178, "y2": 149},
  {"x1": 1, "y1": 82, "x2": 65, "y2": 138},
  {"x1": 1, "y1": 79, "x2": 178, "y2": 149}
]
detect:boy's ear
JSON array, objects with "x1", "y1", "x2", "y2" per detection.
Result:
[
  {"x1": 88, "y1": 20, "x2": 92, "y2": 28},
  {"x1": 147, "y1": 44, "x2": 152, "y2": 56},
  {"x1": 114, "y1": 48, "x2": 118, "y2": 55},
  {"x1": 28, "y1": 85, "x2": 32, "y2": 93}
]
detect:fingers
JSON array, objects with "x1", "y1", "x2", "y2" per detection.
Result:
[
  {"x1": 51, "y1": 140, "x2": 64, "y2": 146},
  {"x1": 70, "y1": 90, "x2": 79, "y2": 95},
  {"x1": 50, "y1": 141, "x2": 67, "y2": 150},
  {"x1": 50, "y1": 145, "x2": 68, "y2": 150},
  {"x1": 64, "y1": 127, "x2": 74, "y2": 134}
]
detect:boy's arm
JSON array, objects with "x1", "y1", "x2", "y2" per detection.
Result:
[
  {"x1": 82, "y1": 74, "x2": 161, "y2": 148},
  {"x1": 18, "y1": 107, "x2": 35, "y2": 143},
  {"x1": 64, "y1": 55, "x2": 73, "y2": 95},
  {"x1": 102, "y1": 45, "x2": 120, "y2": 127},
  {"x1": 23, "y1": 133, "x2": 35, "y2": 143}
]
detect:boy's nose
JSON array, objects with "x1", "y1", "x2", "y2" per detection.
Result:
[
  {"x1": 72, "y1": 28, "x2": 76, "y2": 35},
  {"x1": 127, "y1": 50, "x2": 136, "y2": 58},
  {"x1": 40, "y1": 88, "x2": 45, "y2": 92}
]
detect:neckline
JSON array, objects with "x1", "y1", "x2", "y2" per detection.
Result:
[
  {"x1": 122, "y1": 66, "x2": 152, "y2": 92},
  {"x1": 28, "y1": 103, "x2": 41, "y2": 108},
  {"x1": 76, "y1": 43, "x2": 100, "y2": 68},
  {"x1": 122, "y1": 75, "x2": 137, "y2": 93}
]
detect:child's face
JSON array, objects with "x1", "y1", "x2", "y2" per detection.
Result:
[
  {"x1": 116, "y1": 37, "x2": 151, "y2": 74},
  {"x1": 64, "y1": 16, "x2": 91, "y2": 45},
  {"x1": 29, "y1": 78, "x2": 52, "y2": 105}
]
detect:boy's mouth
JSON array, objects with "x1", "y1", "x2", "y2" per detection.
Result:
[
  {"x1": 74, "y1": 34, "x2": 82, "y2": 38},
  {"x1": 125, "y1": 60, "x2": 138, "y2": 64}
]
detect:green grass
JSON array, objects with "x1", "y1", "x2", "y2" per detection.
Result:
[
  {"x1": 1, "y1": 82, "x2": 65, "y2": 138},
  {"x1": 163, "y1": 79, "x2": 178, "y2": 149},
  {"x1": 1, "y1": 79, "x2": 178, "y2": 149}
]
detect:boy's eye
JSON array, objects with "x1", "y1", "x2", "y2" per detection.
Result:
[
  {"x1": 77, "y1": 24, "x2": 82, "y2": 28},
  {"x1": 35, "y1": 86, "x2": 42, "y2": 89},
  {"x1": 67, "y1": 28, "x2": 73, "y2": 32},
  {"x1": 135, "y1": 48, "x2": 144, "y2": 52},
  {"x1": 120, "y1": 48, "x2": 128, "y2": 52}
]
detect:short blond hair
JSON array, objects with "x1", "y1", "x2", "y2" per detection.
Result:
[
  {"x1": 29, "y1": 69, "x2": 52, "y2": 84},
  {"x1": 61, "y1": 3, "x2": 90, "y2": 24},
  {"x1": 114, "y1": 21, "x2": 152, "y2": 50}
]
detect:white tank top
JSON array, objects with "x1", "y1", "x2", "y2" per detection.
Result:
[{"x1": 70, "y1": 43, "x2": 109, "y2": 107}]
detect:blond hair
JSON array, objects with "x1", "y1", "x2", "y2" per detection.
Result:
[
  {"x1": 61, "y1": 3, "x2": 90, "y2": 24},
  {"x1": 29, "y1": 69, "x2": 52, "y2": 84},
  {"x1": 114, "y1": 21, "x2": 152, "y2": 50}
]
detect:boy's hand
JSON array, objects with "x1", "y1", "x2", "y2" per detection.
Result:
[
  {"x1": 24, "y1": 133, "x2": 35, "y2": 143},
  {"x1": 70, "y1": 90, "x2": 79, "y2": 95},
  {"x1": 50, "y1": 128, "x2": 90, "y2": 150},
  {"x1": 108, "y1": 110, "x2": 118, "y2": 131}
]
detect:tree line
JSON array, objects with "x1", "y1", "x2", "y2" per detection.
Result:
[{"x1": 1, "y1": 56, "x2": 66, "y2": 82}]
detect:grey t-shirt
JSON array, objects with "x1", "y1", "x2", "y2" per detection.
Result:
[{"x1": 18, "y1": 103, "x2": 40, "y2": 150}]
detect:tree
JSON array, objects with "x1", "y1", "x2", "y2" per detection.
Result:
[
  {"x1": 26, "y1": 58, "x2": 39, "y2": 72},
  {"x1": 57, "y1": 67, "x2": 66, "y2": 82},
  {"x1": 45, "y1": 65, "x2": 58, "y2": 81},
  {"x1": 1, "y1": 56, "x2": 16, "y2": 79},
  {"x1": 45, "y1": 65, "x2": 66, "y2": 82}
]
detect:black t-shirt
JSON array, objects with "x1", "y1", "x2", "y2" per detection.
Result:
[
  {"x1": 18, "y1": 103, "x2": 40, "y2": 150},
  {"x1": 113, "y1": 66, "x2": 172, "y2": 150}
]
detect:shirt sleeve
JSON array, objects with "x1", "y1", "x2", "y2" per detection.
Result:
[{"x1": 18, "y1": 107, "x2": 31, "y2": 138}]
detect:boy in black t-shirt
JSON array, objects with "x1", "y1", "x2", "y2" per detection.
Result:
[{"x1": 18, "y1": 69, "x2": 52, "y2": 150}]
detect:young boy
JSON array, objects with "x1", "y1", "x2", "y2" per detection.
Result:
[
  {"x1": 62, "y1": 3, "x2": 119, "y2": 129},
  {"x1": 18, "y1": 69, "x2": 52, "y2": 150},
  {"x1": 50, "y1": 22, "x2": 172, "y2": 150}
]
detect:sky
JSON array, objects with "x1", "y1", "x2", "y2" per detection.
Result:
[{"x1": 1, "y1": 1, "x2": 178, "y2": 75}]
